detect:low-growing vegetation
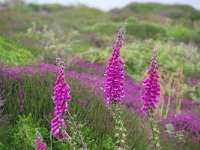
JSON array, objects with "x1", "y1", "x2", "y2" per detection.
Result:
[{"x1": 0, "y1": 1, "x2": 200, "y2": 150}]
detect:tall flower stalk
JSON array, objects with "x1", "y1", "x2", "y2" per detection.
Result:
[
  {"x1": 35, "y1": 129, "x2": 47, "y2": 150},
  {"x1": 51, "y1": 54, "x2": 70, "y2": 140},
  {"x1": 141, "y1": 50, "x2": 161, "y2": 149},
  {"x1": 105, "y1": 26, "x2": 127, "y2": 149},
  {"x1": 51, "y1": 53, "x2": 87, "y2": 150}
]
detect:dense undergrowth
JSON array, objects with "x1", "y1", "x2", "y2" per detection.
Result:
[{"x1": 0, "y1": 1, "x2": 200, "y2": 150}]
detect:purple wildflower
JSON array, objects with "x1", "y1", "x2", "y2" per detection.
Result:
[
  {"x1": 51, "y1": 56, "x2": 70, "y2": 140},
  {"x1": 105, "y1": 26, "x2": 126, "y2": 106},
  {"x1": 19, "y1": 89, "x2": 25, "y2": 97},
  {"x1": 141, "y1": 50, "x2": 160, "y2": 113},
  {"x1": 36, "y1": 129, "x2": 47, "y2": 150}
]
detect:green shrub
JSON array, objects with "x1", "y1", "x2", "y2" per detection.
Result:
[
  {"x1": 168, "y1": 26, "x2": 192, "y2": 42},
  {"x1": 0, "y1": 36, "x2": 34, "y2": 66},
  {"x1": 186, "y1": 13, "x2": 200, "y2": 21},
  {"x1": 0, "y1": 119, "x2": 12, "y2": 150},
  {"x1": 0, "y1": 142, "x2": 8, "y2": 150},
  {"x1": 191, "y1": 28, "x2": 200, "y2": 43},
  {"x1": 188, "y1": 83, "x2": 200, "y2": 102},
  {"x1": 29, "y1": 4, "x2": 62, "y2": 12},
  {"x1": 83, "y1": 40, "x2": 200, "y2": 81},
  {"x1": 82, "y1": 23, "x2": 119, "y2": 35},
  {"x1": 126, "y1": 19, "x2": 167, "y2": 39},
  {"x1": 11, "y1": 114, "x2": 49, "y2": 150}
]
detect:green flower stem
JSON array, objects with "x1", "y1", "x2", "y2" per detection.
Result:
[
  {"x1": 111, "y1": 102, "x2": 127, "y2": 150},
  {"x1": 50, "y1": 131, "x2": 53, "y2": 150},
  {"x1": 63, "y1": 131, "x2": 76, "y2": 150},
  {"x1": 147, "y1": 108, "x2": 160, "y2": 149},
  {"x1": 66, "y1": 111, "x2": 87, "y2": 150}
]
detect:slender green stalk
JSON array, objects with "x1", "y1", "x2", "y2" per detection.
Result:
[
  {"x1": 50, "y1": 131, "x2": 53, "y2": 150},
  {"x1": 63, "y1": 130, "x2": 76, "y2": 150},
  {"x1": 148, "y1": 108, "x2": 160, "y2": 150},
  {"x1": 111, "y1": 102, "x2": 127, "y2": 150},
  {"x1": 66, "y1": 111, "x2": 87, "y2": 150}
]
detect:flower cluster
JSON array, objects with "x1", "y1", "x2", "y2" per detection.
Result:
[
  {"x1": 36, "y1": 129, "x2": 47, "y2": 150},
  {"x1": 141, "y1": 50, "x2": 160, "y2": 113},
  {"x1": 51, "y1": 56, "x2": 71, "y2": 140},
  {"x1": 105, "y1": 26, "x2": 126, "y2": 106}
]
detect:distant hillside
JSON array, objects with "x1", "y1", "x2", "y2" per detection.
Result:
[{"x1": 110, "y1": 3, "x2": 200, "y2": 20}]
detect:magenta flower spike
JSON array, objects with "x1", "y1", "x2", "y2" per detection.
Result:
[
  {"x1": 141, "y1": 50, "x2": 160, "y2": 113},
  {"x1": 51, "y1": 55, "x2": 71, "y2": 140},
  {"x1": 105, "y1": 26, "x2": 126, "y2": 106},
  {"x1": 35, "y1": 129, "x2": 47, "y2": 150}
]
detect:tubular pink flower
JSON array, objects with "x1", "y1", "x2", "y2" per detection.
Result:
[
  {"x1": 51, "y1": 56, "x2": 71, "y2": 140},
  {"x1": 141, "y1": 50, "x2": 160, "y2": 113},
  {"x1": 105, "y1": 26, "x2": 126, "y2": 106},
  {"x1": 36, "y1": 129, "x2": 47, "y2": 150}
]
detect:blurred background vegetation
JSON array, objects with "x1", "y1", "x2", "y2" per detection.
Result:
[
  {"x1": 0, "y1": 0, "x2": 200, "y2": 81},
  {"x1": 0, "y1": 0, "x2": 200, "y2": 149}
]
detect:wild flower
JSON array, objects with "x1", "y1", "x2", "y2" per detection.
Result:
[
  {"x1": 50, "y1": 54, "x2": 87, "y2": 149},
  {"x1": 141, "y1": 50, "x2": 160, "y2": 113},
  {"x1": 51, "y1": 56, "x2": 71, "y2": 140},
  {"x1": 105, "y1": 26, "x2": 126, "y2": 106},
  {"x1": 35, "y1": 129, "x2": 47, "y2": 150},
  {"x1": 105, "y1": 26, "x2": 128, "y2": 149},
  {"x1": 19, "y1": 105, "x2": 24, "y2": 113},
  {"x1": 19, "y1": 89, "x2": 25, "y2": 97},
  {"x1": 141, "y1": 50, "x2": 161, "y2": 149}
]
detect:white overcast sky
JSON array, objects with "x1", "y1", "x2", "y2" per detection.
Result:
[{"x1": 3, "y1": 0, "x2": 200, "y2": 11}]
